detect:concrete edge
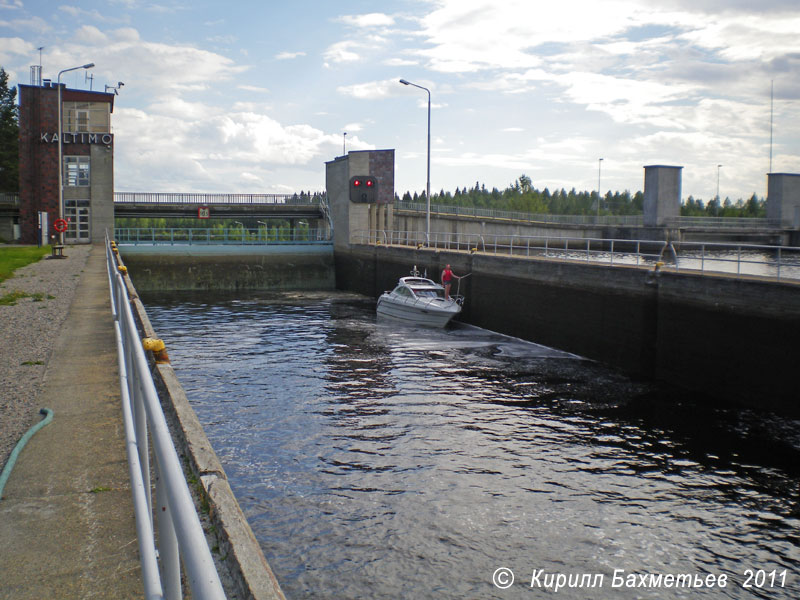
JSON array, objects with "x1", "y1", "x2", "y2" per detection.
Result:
[{"x1": 114, "y1": 249, "x2": 286, "y2": 600}]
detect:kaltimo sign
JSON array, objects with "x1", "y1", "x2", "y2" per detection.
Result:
[{"x1": 40, "y1": 132, "x2": 113, "y2": 145}]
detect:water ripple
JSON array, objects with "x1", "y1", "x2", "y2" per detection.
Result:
[{"x1": 143, "y1": 291, "x2": 800, "y2": 600}]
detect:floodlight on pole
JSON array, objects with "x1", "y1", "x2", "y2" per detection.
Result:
[
  {"x1": 57, "y1": 62, "x2": 94, "y2": 245},
  {"x1": 399, "y1": 78, "x2": 431, "y2": 245}
]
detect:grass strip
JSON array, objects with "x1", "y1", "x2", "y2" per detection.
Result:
[{"x1": 0, "y1": 246, "x2": 51, "y2": 283}]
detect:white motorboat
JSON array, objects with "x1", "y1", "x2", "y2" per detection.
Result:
[{"x1": 376, "y1": 270, "x2": 463, "y2": 328}]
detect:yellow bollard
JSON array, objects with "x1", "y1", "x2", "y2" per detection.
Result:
[{"x1": 142, "y1": 337, "x2": 170, "y2": 364}]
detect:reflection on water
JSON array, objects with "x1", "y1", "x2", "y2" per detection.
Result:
[{"x1": 143, "y1": 291, "x2": 800, "y2": 599}]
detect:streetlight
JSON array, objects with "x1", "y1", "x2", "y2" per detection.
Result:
[
  {"x1": 57, "y1": 62, "x2": 94, "y2": 246},
  {"x1": 597, "y1": 158, "x2": 604, "y2": 217},
  {"x1": 343, "y1": 132, "x2": 347, "y2": 156},
  {"x1": 716, "y1": 164, "x2": 723, "y2": 202},
  {"x1": 399, "y1": 78, "x2": 431, "y2": 245}
]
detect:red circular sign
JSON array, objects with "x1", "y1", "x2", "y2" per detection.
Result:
[{"x1": 53, "y1": 218, "x2": 68, "y2": 232}]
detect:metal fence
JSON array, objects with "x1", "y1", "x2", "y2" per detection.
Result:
[
  {"x1": 662, "y1": 216, "x2": 782, "y2": 229},
  {"x1": 114, "y1": 192, "x2": 323, "y2": 205},
  {"x1": 393, "y1": 200, "x2": 644, "y2": 226},
  {"x1": 0, "y1": 192, "x2": 19, "y2": 204},
  {"x1": 395, "y1": 201, "x2": 783, "y2": 229},
  {"x1": 105, "y1": 235, "x2": 227, "y2": 599},
  {"x1": 115, "y1": 227, "x2": 332, "y2": 245},
  {"x1": 353, "y1": 229, "x2": 800, "y2": 281}
]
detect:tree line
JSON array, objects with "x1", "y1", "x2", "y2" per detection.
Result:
[{"x1": 398, "y1": 174, "x2": 767, "y2": 218}]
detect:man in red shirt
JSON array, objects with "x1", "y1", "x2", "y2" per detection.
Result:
[{"x1": 440, "y1": 264, "x2": 460, "y2": 300}]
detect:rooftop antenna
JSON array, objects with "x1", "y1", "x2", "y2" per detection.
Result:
[
  {"x1": 769, "y1": 79, "x2": 774, "y2": 174},
  {"x1": 30, "y1": 46, "x2": 44, "y2": 86},
  {"x1": 85, "y1": 71, "x2": 94, "y2": 90}
]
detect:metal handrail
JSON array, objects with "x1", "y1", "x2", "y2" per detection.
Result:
[
  {"x1": 114, "y1": 192, "x2": 324, "y2": 205},
  {"x1": 114, "y1": 227, "x2": 332, "y2": 245},
  {"x1": 670, "y1": 240, "x2": 800, "y2": 280},
  {"x1": 394, "y1": 200, "x2": 785, "y2": 229},
  {"x1": 663, "y1": 216, "x2": 782, "y2": 229},
  {"x1": 352, "y1": 229, "x2": 800, "y2": 281},
  {"x1": 105, "y1": 234, "x2": 226, "y2": 600},
  {"x1": 394, "y1": 200, "x2": 643, "y2": 226}
]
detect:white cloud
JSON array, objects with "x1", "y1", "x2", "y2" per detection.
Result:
[
  {"x1": 275, "y1": 51, "x2": 306, "y2": 60},
  {"x1": 0, "y1": 14, "x2": 50, "y2": 32},
  {"x1": 74, "y1": 25, "x2": 109, "y2": 44},
  {"x1": 323, "y1": 40, "x2": 362, "y2": 64},
  {"x1": 237, "y1": 85, "x2": 270, "y2": 93},
  {"x1": 338, "y1": 13, "x2": 395, "y2": 28},
  {"x1": 338, "y1": 78, "x2": 406, "y2": 100}
]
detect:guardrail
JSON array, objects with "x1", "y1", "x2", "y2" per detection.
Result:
[
  {"x1": 105, "y1": 234, "x2": 227, "y2": 599},
  {"x1": 669, "y1": 240, "x2": 800, "y2": 280},
  {"x1": 354, "y1": 229, "x2": 800, "y2": 281},
  {"x1": 395, "y1": 201, "x2": 784, "y2": 229},
  {"x1": 394, "y1": 201, "x2": 644, "y2": 226},
  {"x1": 114, "y1": 192, "x2": 324, "y2": 205},
  {"x1": 115, "y1": 227, "x2": 331, "y2": 245},
  {"x1": 663, "y1": 216, "x2": 782, "y2": 229}
]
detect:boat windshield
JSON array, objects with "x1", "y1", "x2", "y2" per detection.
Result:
[{"x1": 411, "y1": 288, "x2": 444, "y2": 299}]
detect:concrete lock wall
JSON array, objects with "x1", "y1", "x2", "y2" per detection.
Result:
[
  {"x1": 335, "y1": 244, "x2": 800, "y2": 415},
  {"x1": 118, "y1": 245, "x2": 335, "y2": 292}
]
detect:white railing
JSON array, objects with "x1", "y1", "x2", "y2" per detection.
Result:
[
  {"x1": 114, "y1": 192, "x2": 324, "y2": 205},
  {"x1": 395, "y1": 201, "x2": 785, "y2": 229},
  {"x1": 114, "y1": 227, "x2": 331, "y2": 245},
  {"x1": 394, "y1": 200, "x2": 644, "y2": 226},
  {"x1": 105, "y1": 234, "x2": 226, "y2": 600},
  {"x1": 353, "y1": 229, "x2": 800, "y2": 281}
]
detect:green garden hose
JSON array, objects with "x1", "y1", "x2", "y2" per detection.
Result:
[{"x1": 0, "y1": 408, "x2": 53, "y2": 500}]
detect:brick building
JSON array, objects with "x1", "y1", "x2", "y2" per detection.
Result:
[{"x1": 18, "y1": 82, "x2": 114, "y2": 244}]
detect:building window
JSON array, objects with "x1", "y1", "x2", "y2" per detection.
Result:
[
  {"x1": 64, "y1": 156, "x2": 90, "y2": 186},
  {"x1": 63, "y1": 102, "x2": 110, "y2": 133}
]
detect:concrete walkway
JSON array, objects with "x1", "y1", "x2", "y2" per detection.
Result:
[{"x1": 0, "y1": 245, "x2": 142, "y2": 599}]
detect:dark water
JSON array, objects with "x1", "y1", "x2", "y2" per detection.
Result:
[{"x1": 142, "y1": 291, "x2": 800, "y2": 599}]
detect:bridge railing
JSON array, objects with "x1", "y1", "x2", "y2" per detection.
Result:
[
  {"x1": 105, "y1": 234, "x2": 227, "y2": 599},
  {"x1": 115, "y1": 227, "x2": 331, "y2": 245},
  {"x1": 354, "y1": 229, "x2": 800, "y2": 281},
  {"x1": 114, "y1": 192, "x2": 324, "y2": 205},
  {"x1": 395, "y1": 201, "x2": 785, "y2": 229},
  {"x1": 394, "y1": 200, "x2": 644, "y2": 226},
  {"x1": 663, "y1": 216, "x2": 782, "y2": 229}
]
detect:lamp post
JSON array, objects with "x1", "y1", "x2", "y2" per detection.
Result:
[
  {"x1": 399, "y1": 78, "x2": 431, "y2": 245},
  {"x1": 57, "y1": 62, "x2": 94, "y2": 246},
  {"x1": 343, "y1": 132, "x2": 347, "y2": 156},
  {"x1": 716, "y1": 164, "x2": 723, "y2": 202},
  {"x1": 597, "y1": 158, "x2": 604, "y2": 218}
]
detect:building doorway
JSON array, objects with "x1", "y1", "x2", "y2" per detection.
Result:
[{"x1": 65, "y1": 198, "x2": 91, "y2": 243}]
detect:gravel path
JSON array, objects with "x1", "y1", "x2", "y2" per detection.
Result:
[{"x1": 0, "y1": 244, "x2": 92, "y2": 472}]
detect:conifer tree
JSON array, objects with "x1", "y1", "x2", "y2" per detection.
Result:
[{"x1": 0, "y1": 67, "x2": 19, "y2": 192}]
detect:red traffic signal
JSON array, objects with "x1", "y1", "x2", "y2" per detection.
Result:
[{"x1": 349, "y1": 176, "x2": 377, "y2": 203}]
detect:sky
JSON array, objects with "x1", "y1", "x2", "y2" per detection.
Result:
[{"x1": 1, "y1": 0, "x2": 799, "y2": 202}]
